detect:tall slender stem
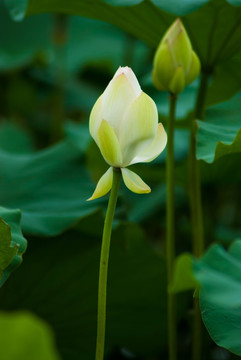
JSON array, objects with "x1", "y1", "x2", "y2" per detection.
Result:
[
  {"x1": 96, "y1": 168, "x2": 121, "y2": 360},
  {"x1": 166, "y1": 93, "x2": 177, "y2": 360},
  {"x1": 189, "y1": 72, "x2": 209, "y2": 360}
]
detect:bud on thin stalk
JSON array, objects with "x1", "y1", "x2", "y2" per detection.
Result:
[{"x1": 153, "y1": 18, "x2": 201, "y2": 94}]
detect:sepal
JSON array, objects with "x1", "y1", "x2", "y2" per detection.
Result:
[
  {"x1": 121, "y1": 168, "x2": 151, "y2": 194},
  {"x1": 87, "y1": 167, "x2": 113, "y2": 201}
]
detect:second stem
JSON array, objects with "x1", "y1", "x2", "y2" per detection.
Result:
[
  {"x1": 167, "y1": 93, "x2": 177, "y2": 360},
  {"x1": 189, "y1": 72, "x2": 209, "y2": 360}
]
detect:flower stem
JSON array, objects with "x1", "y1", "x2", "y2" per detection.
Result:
[
  {"x1": 166, "y1": 93, "x2": 177, "y2": 360},
  {"x1": 189, "y1": 72, "x2": 209, "y2": 360},
  {"x1": 95, "y1": 167, "x2": 121, "y2": 360}
]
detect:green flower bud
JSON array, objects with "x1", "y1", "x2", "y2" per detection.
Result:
[{"x1": 152, "y1": 18, "x2": 201, "y2": 94}]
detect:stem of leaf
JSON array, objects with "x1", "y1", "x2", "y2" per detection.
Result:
[
  {"x1": 189, "y1": 72, "x2": 209, "y2": 360},
  {"x1": 167, "y1": 93, "x2": 177, "y2": 360},
  {"x1": 95, "y1": 167, "x2": 121, "y2": 360}
]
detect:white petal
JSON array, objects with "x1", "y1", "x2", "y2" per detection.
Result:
[
  {"x1": 130, "y1": 123, "x2": 167, "y2": 165},
  {"x1": 121, "y1": 168, "x2": 151, "y2": 194},
  {"x1": 97, "y1": 120, "x2": 123, "y2": 167},
  {"x1": 101, "y1": 73, "x2": 138, "y2": 135},
  {"x1": 114, "y1": 66, "x2": 141, "y2": 97},
  {"x1": 119, "y1": 92, "x2": 158, "y2": 166},
  {"x1": 87, "y1": 167, "x2": 113, "y2": 201},
  {"x1": 89, "y1": 95, "x2": 103, "y2": 143}
]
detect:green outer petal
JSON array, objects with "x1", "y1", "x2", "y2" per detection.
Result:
[
  {"x1": 171, "y1": 26, "x2": 192, "y2": 73},
  {"x1": 130, "y1": 123, "x2": 167, "y2": 165},
  {"x1": 169, "y1": 66, "x2": 186, "y2": 94},
  {"x1": 152, "y1": 69, "x2": 166, "y2": 92},
  {"x1": 87, "y1": 167, "x2": 113, "y2": 201},
  {"x1": 153, "y1": 41, "x2": 175, "y2": 90},
  {"x1": 121, "y1": 168, "x2": 151, "y2": 194},
  {"x1": 97, "y1": 120, "x2": 123, "y2": 167},
  {"x1": 101, "y1": 73, "x2": 137, "y2": 136},
  {"x1": 89, "y1": 95, "x2": 103, "y2": 143},
  {"x1": 186, "y1": 51, "x2": 201, "y2": 85},
  {"x1": 119, "y1": 92, "x2": 158, "y2": 166}
]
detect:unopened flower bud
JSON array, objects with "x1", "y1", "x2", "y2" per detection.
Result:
[
  {"x1": 152, "y1": 19, "x2": 200, "y2": 94},
  {"x1": 88, "y1": 66, "x2": 167, "y2": 200}
]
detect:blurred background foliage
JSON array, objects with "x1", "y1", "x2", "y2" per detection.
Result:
[{"x1": 0, "y1": 0, "x2": 241, "y2": 359}]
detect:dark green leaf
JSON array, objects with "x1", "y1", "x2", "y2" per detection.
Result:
[
  {"x1": 104, "y1": 0, "x2": 143, "y2": 6},
  {"x1": 0, "y1": 140, "x2": 99, "y2": 236},
  {"x1": 194, "y1": 240, "x2": 241, "y2": 355},
  {"x1": 206, "y1": 53, "x2": 241, "y2": 106},
  {"x1": 5, "y1": 0, "x2": 241, "y2": 69},
  {"x1": 0, "y1": 2, "x2": 52, "y2": 70},
  {"x1": 151, "y1": 0, "x2": 210, "y2": 15},
  {"x1": 0, "y1": 223, "x2": 172, "y2": 359},
  {"x1": 170, "y1": 253, "x2": 198, "y2": 293},
  {"x1": 197, "y1": 93, "x2": 241, "y2": 163},
  {"x1": 0, "y1": 122, "x2": 35, "y2": 153}
]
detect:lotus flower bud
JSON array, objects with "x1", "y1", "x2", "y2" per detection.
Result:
[
  {"x1": 152, "y1": 19, "x2": 200, "y2": 94},
  {"x1": 88, "y1": 66, "x2": 167, "y2": 200}
]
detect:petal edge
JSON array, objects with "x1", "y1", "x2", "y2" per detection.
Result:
[{"x1": 130, "y1": 123, "x2": 167, "y2": 165}]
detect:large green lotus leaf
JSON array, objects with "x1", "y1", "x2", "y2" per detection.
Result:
[
  {"x1": 103, "y1": 0, "x2": 144, "y2": 7},
  {"x1": 228, "y1": 0, "x2": 241, "y2": 4},
  {"x1": 5, "y1": 0, "x2": 241, "y2": 67},
  {"x1": 6, "y1": 0, "x2": 241, "y2": 106},
  {"x1": 0, "y1": 139, "x2": 99, "y2": 236},
  {"x1": 151, "y1": 0, "x2": 210, "y2": 15},
  {"x1": 0, "y1": 312, "x2": 61, "y2": 360},
  {"x1": 64, "y1": 16, "x2": 150, "y2": 77},
  {"x1": 0, "y1": 222, "x2": 172, "y2": 359},
  {"x1": 206, "y1": 53, "x2": 241, "y2": 106},
  {"x1": 0, "y1": 122, "x2": 35, "y2": 154},
  {"x1": 197, "y1": 93, "x2": 241, "y2": 163},
  {"x1": 0, "y1": 207, "x2": 27, "y2": 287},
  {"x1": 0, "y1": 2, "x2": 52, "y2": 71},
  {"x1": 194, "y1": 240, "x2": 241, "y2": 355}
]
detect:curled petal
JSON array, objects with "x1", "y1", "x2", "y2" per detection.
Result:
[
  {"x1": 89, "y1": 95, "x2": 103, "y2": 143},
  {"x1": 87, "y1": 167, "x2": 113, "y2": 201},
  {"x1": 121, "y1": 168, "x2": 151, "y2": 194},
  {"x1": 119, "y1": 92, "x2": 158, "y2": 166},
  {"x1": 97, "y1": 120, "x2": 123, "y2": 167},
  {"x1": 101, "y1": 73, "x2": 137, "y2": 135},
  {"x1": 130, "y1": 123, "x2": 167, "y2": 165}
]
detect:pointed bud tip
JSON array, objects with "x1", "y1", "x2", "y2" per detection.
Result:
[{"x1": 153, "y1": 18, "x2": 200, "y2": 93}]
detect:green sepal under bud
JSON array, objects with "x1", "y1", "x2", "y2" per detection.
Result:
[{"x1": 152, "y1": 18, "x2": 201, "y2": 95}]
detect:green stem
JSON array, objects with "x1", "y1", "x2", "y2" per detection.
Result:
[
  {"x1": 166, "y1": 93, "x2": 177, "y2": 360},
  {"x1": 95, "y1": 168, "x2": 121, "y2": 360},
  {"x1": 189, "y1": 72, "x2": 209, "y2": 360}
]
